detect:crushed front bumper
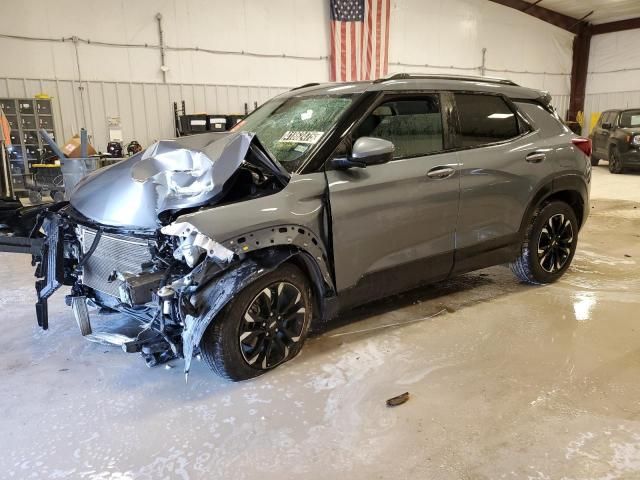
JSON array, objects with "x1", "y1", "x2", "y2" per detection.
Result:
[{"x1": 34, "y1": 213, "x2": 66, "y2": 329}]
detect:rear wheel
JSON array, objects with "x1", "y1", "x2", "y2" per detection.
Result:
[
  {"x1": 510, "y1": 201, "x2": 578, "y2": 284},
  {"x1": 609, "y1": 148, "x2": 624, "y2": 174},
  {"x1": 200, "y1": 263, "x2": 312, "y2": 381}
]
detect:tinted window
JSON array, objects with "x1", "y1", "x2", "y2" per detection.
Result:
[
  {"x1": 455, "y1": 94, "x2": 520, "y2": 147},
  {"x1": 608, "y1": 111, "x2": 619, "y2": 126},
  {"x1": 601, "y1": 111, "x2": 616, "y2": 126},
  {"x1": 620, "y1": 110, "x2": 640, "y2": 128},
  {"x1": 355, "y1": 96, "x2": 443, "y2": 158}
]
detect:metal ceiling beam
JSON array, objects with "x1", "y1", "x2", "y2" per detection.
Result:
[
  {"x1": 487, "y1": 0, "x2": 586, "y2": 33},
  {"x1": 592, "y1": 17, "x2": 640, "y2": 35},
  {"x1": 488, "y1": 1, "x2": 640, "y2": 129}
]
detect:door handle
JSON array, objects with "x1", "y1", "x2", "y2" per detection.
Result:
[
  {"x1": 526, "y1": 152, "x2": 546, "y2": 163},
  {"x1": 426, "y1": 166, "x2": 455, "y2": 179}
]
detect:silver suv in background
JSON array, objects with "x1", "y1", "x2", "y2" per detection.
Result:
[{"x1": 2, "y1": 74, "x2": 592, "y2": 381}]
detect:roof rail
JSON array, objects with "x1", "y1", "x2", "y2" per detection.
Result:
[
  {"x1": 373, "y1": 73, "x2": 519, "y2": 86},
  {"x1": 290, "y1": 82, "x2": 321, "y2": 91}
]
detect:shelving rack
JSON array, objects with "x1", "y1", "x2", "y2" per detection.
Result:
[{"x1": 0, "y1": 97, "x2": 57, "y2": 196}]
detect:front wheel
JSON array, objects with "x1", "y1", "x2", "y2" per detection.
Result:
[
  {"x1": 510, "y1": 201, "x2": 578, "y2": 284},
  {"x1": 200, "y1": 263, "x2": 312, "y2": 381},
  {"x1": 609, "y1": 148, "x2": 624, "y2": 174},
  {"x1": 590, "y1": 155, "x2": 599, "y2": 166}
]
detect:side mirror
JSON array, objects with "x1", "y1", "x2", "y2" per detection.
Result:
[
  {"x1": 352, "y1": 137, "x2": 394, "y2": 166},
  {"x1": 602, "y1": 122, "x2": 612, "y2": 130},
  {"x1": 329, "y1": 137, "x2": 395, "y2": 170}
]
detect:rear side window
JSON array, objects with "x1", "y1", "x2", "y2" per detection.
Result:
[
  {"x1": 455, "y1": 94, "x2": 520, "y2": 147},
  {"x1": 355, "y1": 96, "x2": 443, "y2": 158}
]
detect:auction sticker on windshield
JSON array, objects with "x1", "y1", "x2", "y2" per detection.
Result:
[{"x1": 279, "y1": 131, "x2": 324, "y2": 144}]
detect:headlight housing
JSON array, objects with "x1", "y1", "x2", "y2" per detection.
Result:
[{"x1": 631, "y1": 134, "x2": 640, "y2": 147}]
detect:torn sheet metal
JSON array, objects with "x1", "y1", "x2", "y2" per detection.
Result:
[
  {"x1": 180, "y1": 248, "x2": 299, "y2": 376},
  {"x1": 181, "y1": 260, "x2": 263, "y2": 376},
  {"x1": 161, "y1": 221, "x2": 234, "y2": 267},
  {"x1": 69, "y1": 133, "x2": 254, "y2": 229}
]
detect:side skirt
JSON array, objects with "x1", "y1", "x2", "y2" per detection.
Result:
[
  {"x1": 451, "y1": 235, "x2": 521, "y2": 276},
  {"x1": 332, "y1": 251, "x2": 453, "y2": 313},
  {"x1": 322, "y1": 236, "x2": 521, "y2": 321}
]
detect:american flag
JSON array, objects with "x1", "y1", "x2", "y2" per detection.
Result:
[{"x1": 330, "y1": 0, "x2": 391, "y2": 82}]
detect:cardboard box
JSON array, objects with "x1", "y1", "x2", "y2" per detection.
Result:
[{"x1": 61, "y1": 134, "x2": 97, "y2": 158}]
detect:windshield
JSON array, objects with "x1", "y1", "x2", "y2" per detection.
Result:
[
  {"x1": 619, "y1": 110, "x2": 640, "y2": 128},
  {"x1": 233, "y1": 94, "x2": 355, "y2": 172}
]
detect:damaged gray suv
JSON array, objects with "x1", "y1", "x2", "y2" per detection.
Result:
[{"x1": 3, "y1": 74, "x2": 592, "y2": 381}]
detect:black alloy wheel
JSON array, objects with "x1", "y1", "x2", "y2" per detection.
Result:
[
  {"x1": 510, "y1": 201, "x2": 579, "y2": 284},
  {"x1": 536, "y1": 213, "x2": 574, "y2": 273},
  {"x1": 199, "y1": 263, "x2": 312, "y2": 381},
  {"x1": 609, "y1": 148, "x2": 623, "y2": 174},
  {"x1": 239, "y1": 282, "x2": 306, "y2": 369}
]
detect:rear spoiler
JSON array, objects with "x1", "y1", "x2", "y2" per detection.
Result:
[{"x1": 513, "y1": 91, "x2": 555, "y2": 114}]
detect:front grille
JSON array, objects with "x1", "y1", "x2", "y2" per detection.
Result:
[{"x1": 79, "y1": 226, "x2": 154, "y2": 298}]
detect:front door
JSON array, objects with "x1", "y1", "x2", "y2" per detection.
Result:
[
  {"x1": 593, "y1": 111, "x2": 614, "y2": 157},
  {"x1": 326, "y1": 94, "x2": 460, "y2": 297}
]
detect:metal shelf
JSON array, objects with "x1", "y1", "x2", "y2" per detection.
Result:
[{"x1": 1, "y1": 97, "x2": 57, "y2": 194}]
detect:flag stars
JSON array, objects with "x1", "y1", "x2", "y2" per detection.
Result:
[{"x1": 331, "y1": 0, "x2": 364, "y2": 21}]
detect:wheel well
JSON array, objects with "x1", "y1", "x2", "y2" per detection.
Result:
[{"x1": 544, "y1": 190, "x2": 584, "y2": 226}]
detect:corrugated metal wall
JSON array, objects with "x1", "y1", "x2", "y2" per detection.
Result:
[
  {"x1": 550, "y1": 94, "x2": 570, "y2": 121},
  {"x1": 1, "y1": 76, "x2": 572, "y2": 153},
  {"x1": 0, "y1": 77, "x2": 290, "y2": 151}
]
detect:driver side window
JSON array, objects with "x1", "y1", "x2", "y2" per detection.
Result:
[{"x1": 355, "y1": 95, "x2": 444, "y2": 159}]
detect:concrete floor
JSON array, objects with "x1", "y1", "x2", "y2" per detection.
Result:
[{"x1": 1, "y1": 165, "x2": 640, "y2": 480}]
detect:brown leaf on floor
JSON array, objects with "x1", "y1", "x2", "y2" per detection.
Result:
[
  {"x1": 625, "y1": 254, "x2": 632, "y2": 258},
  {"x1": 386, "y1": 392, "x2": 410, "y2": 407}
]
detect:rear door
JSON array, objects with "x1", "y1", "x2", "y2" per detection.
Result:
[
  {"x1": 593, "y1": 111, "x2": 614, "y2": 157},
  {"x1": 326, "y1": 93, "x2": 460, "y2": 294},
  {"x1": 451, "y1": 92, "x2": 553, "y2": 263}
]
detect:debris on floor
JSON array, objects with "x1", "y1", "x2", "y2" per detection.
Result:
[{"x1": 386, "y1": 392, "x2": 410, "y2": 407}]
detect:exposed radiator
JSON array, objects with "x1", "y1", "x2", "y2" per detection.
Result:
[{"x1": 79, "y1": 226, "x2": 154, "y2": 298}]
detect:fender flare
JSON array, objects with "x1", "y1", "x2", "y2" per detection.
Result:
[
  {"x1": 181, "y1": 245, "x2": 331, "y2": 375},
  {"x1": 220, "y1": 223, "x2": 334, "y2": 288},
  {"x1": 518, "y1": 173, "x2": 589, "y2": 236}
]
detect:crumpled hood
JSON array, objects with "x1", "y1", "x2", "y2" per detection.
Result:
[{"x1": 70, "y1": 132, "x2": 266, "y2": 229}]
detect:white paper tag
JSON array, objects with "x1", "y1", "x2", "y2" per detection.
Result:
[{"x1": 278, "y1": 131, "x2": 324, "y2": 144}]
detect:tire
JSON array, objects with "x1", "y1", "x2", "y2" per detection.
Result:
[
  {"x1": 200, "y1": 263, "x2": 312, "y2": 381},
  {"x1": 510, "y1": 201, "x2": 578, "y2": 285},
  {"x1": 590, "y1": 155, "x2": 599, "y2": 166},
  {"x1": 609, "y1": 147, "x2": 624, "y2": 174}
]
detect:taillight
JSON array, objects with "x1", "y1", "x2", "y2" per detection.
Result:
[{"x1": 572, "y1": 137, "x2": 592, "y2": 157}]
